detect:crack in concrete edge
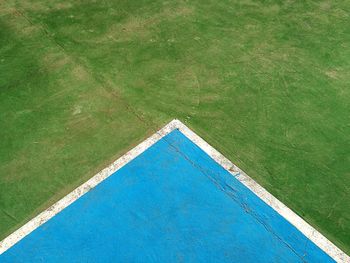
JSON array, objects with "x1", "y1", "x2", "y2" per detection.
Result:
[{"x1": 0, "y1": 119, "x2": 348, "y2": 262}]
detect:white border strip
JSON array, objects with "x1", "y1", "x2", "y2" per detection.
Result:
[
  {"x1": 0, "y1": 119, "x2": 348, "y2": 262},
  {"x1": 0, "y1": 120, "x2": 178, "y2": 255},
  {"x1": 175, "y1": 120, "x2": 349, "y2": 263}
]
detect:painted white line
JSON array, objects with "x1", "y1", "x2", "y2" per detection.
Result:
[
  {"x1": 0, "y1": 119, "x2": 348, "y2": 262},
  {"x1": 0, "y1": 120, "x2": 178, "y2": 255},
  {"x1": 174, "y1": 119, "x2": 349, "y2": 263}
]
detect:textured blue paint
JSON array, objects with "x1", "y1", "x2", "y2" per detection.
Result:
[{"x1": 1, "y1": 130, "x2": 333, "y2": 262}]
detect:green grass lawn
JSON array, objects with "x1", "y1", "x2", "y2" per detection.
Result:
[{"x1": 1, "y1": 0, "x2": 349, "y2": 254}]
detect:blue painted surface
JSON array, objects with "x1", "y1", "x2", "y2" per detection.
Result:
[{"x1": 1, "y1": 130, "x2": 333, "y2": 262}]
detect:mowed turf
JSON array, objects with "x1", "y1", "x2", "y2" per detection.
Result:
[{"x1": 1, "y1": 0, "x2": 349, "y2": 254}]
